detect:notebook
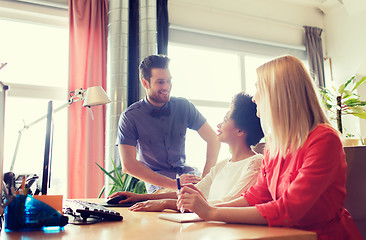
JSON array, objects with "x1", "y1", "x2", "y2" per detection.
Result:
[{"x1": 158, "y1": 213, "x2": 203, "y2": 223}]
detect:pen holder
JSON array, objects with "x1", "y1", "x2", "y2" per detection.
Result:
[{"x1": 4, "y1": 195, "x2": 68, "y2": 231}]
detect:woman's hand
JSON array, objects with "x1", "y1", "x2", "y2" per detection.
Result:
[
  {"x1": 107, "y1": 191, "x2": 144, "y2": 204},
  {"x1": 180, "y1": 174, "x2": 201, "y2": 185},
  {"x1": 177, "y1": 185, "x2": 214, "y2": 220},
  {"x1": 179, "y1": 184, "x2": 206, "y2": 200},
  {"x1": 128, "y1": 200, "x2": 166, "y2": 212}
]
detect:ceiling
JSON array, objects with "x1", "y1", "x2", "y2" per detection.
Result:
[
  {"x1": 276, "y1": 0, "x2": 343, "y2": 13},
  {"x1": 14, "y1": 0, "x2": 341, "y2": 9},
  {"x1": 10, "y1": 0, "x2": 347, "y2": 15},
  {"x1": 13, "y1": 0, "x2": 68, "y2": 9},
  {"x1": 278, "y1": 0, "x2": 328, "y2": 7}
]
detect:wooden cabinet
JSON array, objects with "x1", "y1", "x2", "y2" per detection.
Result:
[{"x1": 344, "y1": 146, "x2": 366, "y2": 239}]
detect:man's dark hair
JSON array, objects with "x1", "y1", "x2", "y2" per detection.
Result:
[
  {"x1": 139, "y1": 55, "x2": 170, "y2": 82},
  {"x1": 230, "y1": 92, "x2": 264, "y2": 146}
]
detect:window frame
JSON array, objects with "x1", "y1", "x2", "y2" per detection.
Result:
[
  {"x1": 168, "y1": 26, "x2": 307, "y2": 169},
  {"x1": 0, "y1": 0, "x2": 68, "y2": 98},
  {"x1": 0, "y1": 0, "x2": 69, "y2": 195},
  {"x1": 168, "y1": 26, "x2": 307, "y2": 105}
]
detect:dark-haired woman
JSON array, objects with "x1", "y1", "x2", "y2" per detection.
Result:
[{"x1": 109, "y1": 93, "x2": 265, "y2": 211}]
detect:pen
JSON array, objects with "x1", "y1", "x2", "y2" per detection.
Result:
[
  {"x1": 16, "y1": 176, "x2": 26, "y2": 195},
  {"x1": 176, "y1": 174, "x2": 184, "y2": 213}
]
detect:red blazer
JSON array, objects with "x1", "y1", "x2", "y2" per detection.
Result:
[{"x1": 244, "y1": 124, "x2": 362, "y2": 240}]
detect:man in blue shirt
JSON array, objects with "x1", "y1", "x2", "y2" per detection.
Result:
[{"x1": 116, "y1": 55, "x2": 221, "y2": 193}]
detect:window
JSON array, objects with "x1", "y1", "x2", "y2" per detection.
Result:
[
  {"x1": 169, "y1": 45, "x2": 241, "y2": 102},
  {"x1": 169, "y1": 44, "x2": 271, "y2": 169},
  {"x1": 168, "y1": 28, "x2": 306, "y2": 172},
  {"x1": 1, "y1": 4, "x2": 68, "y2": 196}
]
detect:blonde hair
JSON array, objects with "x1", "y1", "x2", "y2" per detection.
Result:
[{"x1": 256, "y1": 55, "x2": 329, "y2": 159}]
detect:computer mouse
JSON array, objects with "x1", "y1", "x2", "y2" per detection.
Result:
[{"x1": 106, "y1": 195, "x2": 127, "y2": 204}]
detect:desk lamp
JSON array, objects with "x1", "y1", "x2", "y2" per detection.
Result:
[{"x1": 9, "y1": 86, "x2": 111, "y2": 172}]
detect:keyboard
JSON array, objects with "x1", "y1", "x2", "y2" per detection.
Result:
[{"x1": 63, "y1": 200, "x2": 123, "y2": 224}]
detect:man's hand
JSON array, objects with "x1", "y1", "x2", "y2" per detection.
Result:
[
  {"x1": 108, "y1": 191, "x2": 144, "y2": 204},
  {"x1": 180, "y1": 174, "x2": 202, "y2": 185}
]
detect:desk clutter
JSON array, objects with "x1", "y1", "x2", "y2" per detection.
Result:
[
  {"x1": 0, "y1": 171, "x2": 123, "y2": 231},
  {"x1": 4, "y1": 194, "x2": 68, "y2": 231},
  {"x1": 63, "y1": 200, "x2": 123, "y2": 224},
  {"x1": 1, "y1": 196, "x2": 123, "y2": 231}
]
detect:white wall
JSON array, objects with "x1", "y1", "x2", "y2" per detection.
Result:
[
  {"x1": 0, "y1": 0, "x2": 67, "y2": 27},
  {"x1": 168, "y1": 0, "x2": 324, "y2": 48},
  {"x1": 324, "y1": 3, "x2": 366, "y2": 138}
]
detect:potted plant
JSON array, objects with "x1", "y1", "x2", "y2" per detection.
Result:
[
  {"x1": 320, "y1": 76, "x2": 366, "y2": 144},
  {"x1": 96, "y1": 159, "x2": 146, "y2": 198}
]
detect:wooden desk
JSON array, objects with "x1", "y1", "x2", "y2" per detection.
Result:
[{"x1": 1, "y1": 200, "x2": 316, "y2": 240}]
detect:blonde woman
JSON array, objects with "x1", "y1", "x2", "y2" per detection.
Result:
[{"x1": 177, "y1": 56, "x2": 362, "y2": 240}]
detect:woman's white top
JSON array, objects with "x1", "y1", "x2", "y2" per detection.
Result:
[{"x1": 195, "y1": 154, "x2": 263, "y2": 204}]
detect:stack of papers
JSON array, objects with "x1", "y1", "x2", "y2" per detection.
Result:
[{"x1": 158, "y1": 213, "x2": 203, "y2": 223}]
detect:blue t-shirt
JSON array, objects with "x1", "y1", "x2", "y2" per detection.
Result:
[{"x1": 116, "y1": 96, "x2": 206, "y2": 192}]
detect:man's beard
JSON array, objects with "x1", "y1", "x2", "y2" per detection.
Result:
[{"x1": 149, "y1": 92, "x2": 170, "y2": 104}]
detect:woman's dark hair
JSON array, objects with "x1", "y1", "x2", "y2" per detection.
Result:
[
  {"x1": 230, "y1": 92, "x2": 264, "y2": 146},
  {"x1": 139, "y1": 55, "x2": 170, "y2": 82}
]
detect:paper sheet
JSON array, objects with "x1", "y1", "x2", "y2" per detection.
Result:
[{"x1": 158, "y1": 213, "x2": 203, "y2": 223}]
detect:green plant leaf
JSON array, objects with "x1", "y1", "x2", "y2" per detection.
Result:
[
  {"x1": 98, "y1": 186, "x2": 105, "y2": 198},
  {"x1": 349, "y1": 105, "x2": 366, "y2": 113},
  {"x1": 320, "y1": 87, "x2": 331, "y2": 95},
  {"x1": 338, "y1": 83, "x2": 346, "y2": 95},
  {"x1": 332, "y1": 86, "x2": 337, "y2": 93},
  {"x1": 121, "y1": 174, "x2": 131, "y2": 191},
  {"x1": 351, "y1": 112, "x2": 366, "y2": 119},
  {"x1": 96, "y1": 158, "x2": 147, "y2": 197},
  {"x1": 111, "y1": 159, "x2": 125, "y2": 186},
  {"x1": 320, "y1": 89, "x2": 334, "y2": 102},
  {"x1": 342, "y1": 90, "x2": 353, "y2": 99},
  {"x1": 96, "y1": 162, "x2": 119, "y2": 183},
  {"x1": 344, "y1": 76, "x2": 356, "y2": 90},
  {"x1": 324, "y1": 103, "x2": 333, "y2": 110},
  {"x1": 320, "y1": 74, "x2": 366, "y2": 134},
  {"x1": 348, "y1": 106, "x2": 366, "y2": 119},
  {"x1": 319, "y1": 88, "x2": 337, "y2": 111},
  {"x1": 343, "y1": 98, "x2": 363, "y2": 106},
  {"x1": 109, "y1": 184, "x2": 118, "y2": 196},
  {"x1": 346, "y1": 102, "x2": 366, "y2": 107},
  {"x1": 106, "y1": 166, "x2": 122, "y2": 175},
  {"x1": 351, "y1": 76, "x2": 366, "y2": 92},
  {"x1": 133, "y1": 181, "x2": 146, "y2": 193}
]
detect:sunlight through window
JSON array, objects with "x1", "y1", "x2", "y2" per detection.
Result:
[
  {"x1": 168, "y1": 44, "x2": 271, "y2": 171},
  {"x1": 1, "y1": 18, "x2": 68, "y2": 196}
]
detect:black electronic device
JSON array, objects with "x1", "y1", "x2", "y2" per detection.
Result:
[
  {"x1": 103, "y1": 195, "x2": 141, "y2": 207},
  {"x1": 106, "y1": 195, "x2": 127, "y2": 204},
  {"x1": 63, "y1": 200, "x2": 123, "y2": 224},
  {"x1": 41, "y1": 101, "x2": 53, "y2": 195}
]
